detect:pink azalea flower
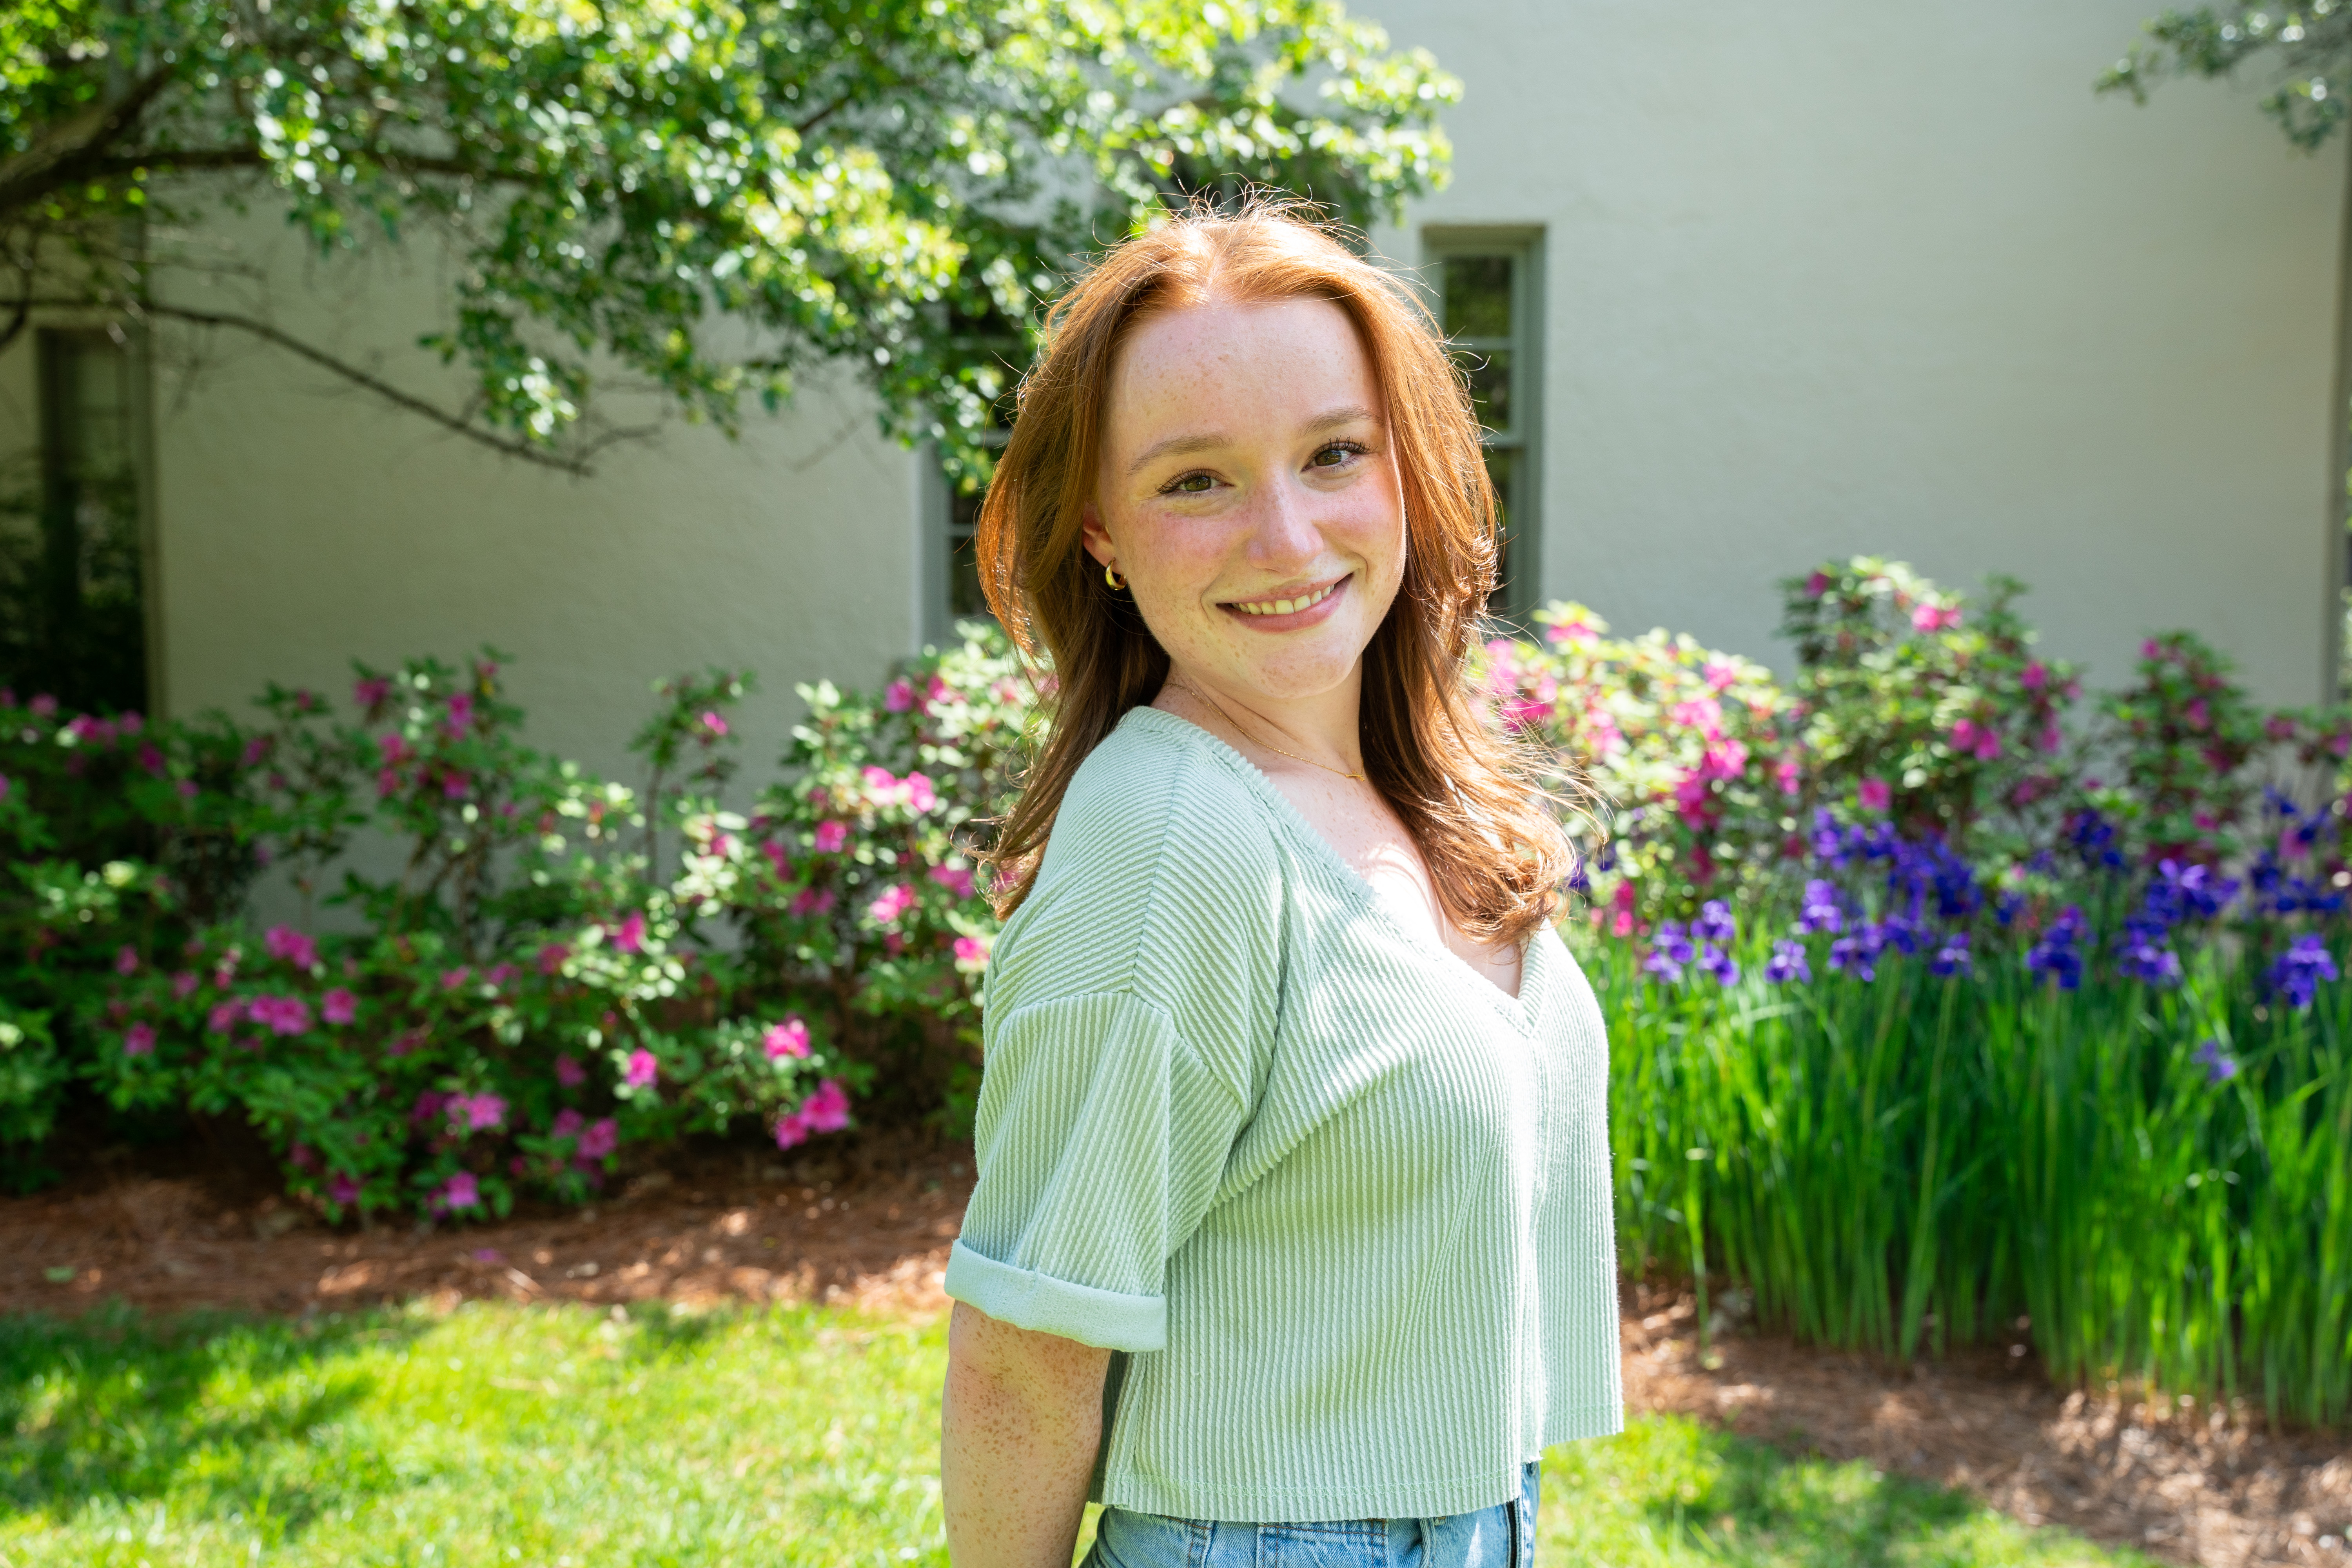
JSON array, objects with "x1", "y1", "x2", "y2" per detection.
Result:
[
  {"x1": 1775, "y1": 757, "x2": 1803, "y2": 797},
  {"x1": 555, "y1": 1054, "x2": 586, "y2": 1087},
  {"x1": 927, "y1": 675, "x2": 957, "y2": 708},
  {"x1": 763, "y1": 1017, "x2": 813, "y2": 1060},
  {"x1": 928, "y1": 863, "x2": 977, "y2": 899},
  {"x1": 537, "y1": 942, "x2": 571, "y2": 976},
  {"x1": 813, "y1": 820, "x2": 849, "y2": 854},
  {"x1": 552, "y1": 1108, "x2": 585, "y2": 1139},
  {"x1": 1702, "y1": 659, "x2": 1739, "y2": 693},
  {"x1": 328, "y1": 1173, "x2": 361, "y2": 1206},
  {"x1": 378, "y1": 733, "x2": 413, "y2": 765},
  {"x1": 1911, "y1": 604, "x2": 1962, "y2": 633},
  {"x1": 264, "y1": 925, "x2": 318, "y2": 969},
  {"x1": 1545, "y1": 616, "x2": 1600, "y2": 645},
  {"x1": 138, "y1": 742, "x2": 167, "y2": 776},
  {"x1": 445, "y1": 691, "x2": 475, "y2": 735},
  {"x1": 699, "y1": 709, "x2": 729, "y2": 738},
  {"x1": 791, "y1": 886, "x2": 837, "y2": 918},
  {"x1": 800, "y1": 1079, "x2": 852, "y2": 1134},
  {"x1": 861, "y1": 764, "x2": 898, "y2": 797},
  {"x1": 123, "y1": 1022, "x2": 156, "y2": 1056},
  {"x1": 903, "y1": 771, "x2": 939, "y2": 815},
  {"x1": 1858, "y1": 777, "x2": 1892, "y2": 812},
  {"x1": 577, "y1": 1117, "x2": 618, "y2": 1160},
  {"x1": 2185, "y1": 698, "x2": 2211, "y2": 731},
  {"x1": 2039, "y1": 722, "x2": 2064, "y2": 755},
  {"x1": 441, "y1": 771, "x2": 470, "y2": 800},
  {"x1": 485, "y1": 963, "x2": 515, "y2": 988},
  {"x1": 1667, "y1": 696, "x2": 1724, "y2": 740},
  {"x1": 29, "y1": 694, "x2": 56, "y2": 717},
  {"x1": 354, "y1": 677, "x2": 392, "y2": 710},
  {"x1": 114, "y1": 945, "x2": 139, "y2": 976},
  {"x1": 440, "y1": 966, "x2": 471, "y2": 991},
  {"x1": 171, "y1": 970, "x2": 200, "y2": 1000},
  {"x1": 774, "y1": 1110, "x2": 813, "y2": 1150},
  {"x1": 456, "y1": 1094, "x2": 506, "y2": 1131},
  {"x1": 610, "y1": 910, "x2": 646, "y2": 955},
  {"x1": 953, "y1": 935, "x2": 992, "y2": 973},
  {"x1": 867, "y1": 883, "x2": 917, "y2": 926},
  {"x1": 437, "y1": 1172, "x2": 482, "y2": 1211},
  {"x1": 883, "y1": 677, "x2": 917, "y2": 713},
  {"x1": 760, "y1": 839, "x2": 793, "y2": 880},
  {"x1": 250, "y1": 995, "x2": 314, "y2": 1036},
  {"x1": 1804, "y1": 570, "x2": 1831, "y2": 598},
  {"x1": 2021, "y1": 661, "x2": 2048, "y2": 692},
  {"x1": 625, "y1": 1048, "x2": 658, "y2": 1089},
  {"x1": 207, "y1": 999, "x2": 246, "y2": 1034},
  {"x1": 321, "y1": 988, "x2": 358, "y2": 1025}
]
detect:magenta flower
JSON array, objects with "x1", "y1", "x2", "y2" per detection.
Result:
[
  {"x1": 926, "y1": 675, "x2": 957, "y2": 708},
  {"x1": 1804, "y1": 570, "x2": 1831, "y2": 598},
  {"x1": 239, "y1": 736, "x2": 270, "y2": 767},
  {"x1": 321, "y1": 987, "x2": 357, "y2": 1025},
  {"x1": 2185, "y1": 698, "x2": 2211, "y2": 731},
  {"x1": 441, "y1": 771, "x2": 470, "y2": 800},
  {"x1": 813, "y1": 820, "x2": 849, "y2": 854},
  {"x1": 264, "y1": 925, "x2": 318, "y2": 969},
  {"x1": 1911, "y1": 604, "x2": 1962, "y2": 633},
  {"x1": 377, "y1": 732, "x2": 413, "y2": 765},
  {"x1": 1949, "y1": 719, "x2": 2002, "y2": 761},
  {"x1": 328, "y1": 1173, "x2": 361, "y2": 1206},
  {"x1": 207, "y1": 998, "x2": 246, "y2": 1034},
  {"x1": 903, "y1": 771, "x2": 939, "y2": 815},
  {"x1": 861, "y1": 764, "x2": 898, "y2": 797},
  {"x1": 138, "y1": 742, "x2": 167, "y2": 776},
  {"x1": 928, "y1": 863, "x2": 977, "y2": 899},
  {"x1": 440, "y1": 966, "x2": 471, "y2": 992},
  {"x1": 774, "y1": 1110, "x2": 812, "y2": 1150},
  {"x1": 763, "y1": 1017, "x2": 813, "y2": 1060},
  {"x1": 537, "y1": 942, "x2": 572, "y2": 976},
  {"x1": 698, "y1": 709, "x2": 729, "y2": 738},
  {"x1": 29, "y1": 694, "x2": 56, "y2": 717},
  {"x1": 552, "y1": 1108, "x2": 585, "y2": 1139},
  {"x1": 445, "y1": 691, "x2": 475, "y2": 735},
  {"x1": 760, "y1": 839, "x2": 793, "y2": 880},
  {"x1": 1774, "y1": 757, "x2": 1802, "y2": 797},
  {"x1": 354, "y1": 677, "x2": 392, "y2": 709},
  {"x1": 250, "y1": 995, "x2": 314, "y2": 1036},
  {"x1": 883, "y1": 677, "x2": 917, "y2": 713},
  {"x1": 485, "y1": 963, "x2": 515, "y2": 988},
  {"x1": 0, "y1": 773, "x2": 9, "y2": 804},
  {"x1": 1702, "y1": 659, "x2": 1739, "y2": 693},
  {"x1": 791, "y1": 886, "x2": 837, "y2": 918},
  {"x1": 1667, "y1": 696, "x2": 1724, "y2": 739},
  {"x1": 867, "y1": 883, "x2": 917, "y2": 926},
  {"x1": 953, "y1": 935, "x2": 991, "y2": 972},
  {"x1": 555, "y1": 1054, "x2": 586, "y2": 1087},
  {"x1": 114, "y1": 945, "x2": 139, "y2": 976},
  {"x1": 610, "y1": 911, "x2": 647, "y2": 955},
  {"x1": 624, "y1": 1048, "x2": 658, "y2": 1089},
  {"x1": 123, "y1": 1022, "x2": 156, "y2": 1056},
  {"x1": 171, "y1": 970, "x2": 200, "y2": 1000},
  {"x1": 2021, "y1": 661, "x2": 2048, "y2": 692},
  {"x1": 577, "y1": 1117, "x2": 618, "y2": 1160},
  {"x1": 1858, "y1": 777, "x2": 1892, "y2": 812},
  {"x1": 453, "y1": 1094, "x2": 506, "y2": 1131},
  {"x1": 800, "y1": 1079, "x2": 852, "y2": 1134},
  {"x1": 375, "y1": 766, "x2": 402, "y2": 799},
  {"x1": 437, "y1": 1172, "x2": 482, "y2": 1211}
]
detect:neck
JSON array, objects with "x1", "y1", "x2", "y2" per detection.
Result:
[{"x1": 1161, "y1": 660, "x2": 1367, "y2": 776}]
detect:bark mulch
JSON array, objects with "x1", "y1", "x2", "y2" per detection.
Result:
[{"x1": 3, "y1": 1138, "x2": 2344, "y2": 1567}]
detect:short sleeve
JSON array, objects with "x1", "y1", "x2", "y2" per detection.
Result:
[{"x1": 946, "y1": 991, "x2": 1249, "y2": 1351}]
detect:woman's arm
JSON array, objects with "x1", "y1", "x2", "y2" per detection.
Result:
[{"x1": 941, "y1": 1300, "x2": 1112, "y2": 1567}]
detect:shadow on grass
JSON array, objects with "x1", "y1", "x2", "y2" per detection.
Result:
[{"x1": 0, "y1": 1300, "x2": 429, "y2": 1539}]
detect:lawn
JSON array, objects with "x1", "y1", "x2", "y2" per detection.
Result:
[{"x1": 0, "y1": 1299, "x2": 2156, "y2": 1567}]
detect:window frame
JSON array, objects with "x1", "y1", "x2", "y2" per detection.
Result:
[{"x1": 1421, "y1": 227, "x2": 1546, "y2": 626}]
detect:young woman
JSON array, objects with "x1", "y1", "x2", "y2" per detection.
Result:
[{"x1": 938, "y1": 198, "x2": 1621, "y2": 1568}]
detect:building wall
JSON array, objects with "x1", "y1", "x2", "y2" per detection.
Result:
[
  {"x1": 1369, "y1": 0, "x2": 2349, "y2": 704},
  {"x1": 2, "y1": 0, "x2": 2343, "y2": 755}
]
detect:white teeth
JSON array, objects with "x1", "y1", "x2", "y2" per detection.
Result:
[{"x1": 1232, "y1": 582, "x2": 1338, "y2": 617}]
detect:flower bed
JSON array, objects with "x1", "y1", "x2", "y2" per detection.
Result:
[{"x1": 3, "y1": 555, "x2": 2347, "y2": 1421}]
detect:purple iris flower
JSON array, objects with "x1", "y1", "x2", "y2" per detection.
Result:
[
  {"x1": 1698, "y1": 942, "x2": 1740, "y2": 987},
  {"x1": 1929, "y1": 931, "x2": 1973, "y2": 978},
  {"x1": 1644, "y1": 920, "x2": 1696, "y2": 984},
  {"x1": 2027, "y1": 904, "x2": 2089, "y2": 991},
  {"x1": 2191, "y1": 1038, "x2": 2239, "y2": 1084},
  {"x1": 1829, "y1": 922, "x2": 1886, "y2": 983},
  {"x1": 2267, "y1": 933, "x2": 2339, "y2": 1011},
  {"x1": 1693, "y1": 899, "x2": 1737, "y2": 946},
  {"x1": 1798, "y1": 880, "x2": 1844, "y2": 934},
  {"x1": 1764, "y1": 938, "x2": 1811, "y2": 985}
]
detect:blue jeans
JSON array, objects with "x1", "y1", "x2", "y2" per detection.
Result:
[{"x1": 1082, "y1": 1462, "x2": 1538, "y2": 1568}]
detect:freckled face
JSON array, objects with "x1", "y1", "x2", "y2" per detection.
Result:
[{"x1": 1083, "y1": 297, "x2": 1406, "y2": 702}]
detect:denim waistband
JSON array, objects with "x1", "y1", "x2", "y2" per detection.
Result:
[{"x1": 1082, "y1": 1461, "x2": 1539, "y2": 1568}]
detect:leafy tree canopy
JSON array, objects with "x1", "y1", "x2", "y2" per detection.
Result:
[
  {"x1": 2100, "y1": 4, "x2": 2349, "y2": 150},
  {"x1": 2, "y1": 0, "x2": 1458, "y2": 479}
]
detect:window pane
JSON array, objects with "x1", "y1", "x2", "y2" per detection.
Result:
[
  {"x1": 1457, "y1": 347, "x2": 1512, "y2": 435},
  {"x1": 1442, "y1": 255, "x2": 1513, "y2": 339},
  {"x1": 1485, "y1": 447, "x2": 1520, "y2": 612},
  {"x1": 948, "y1": 486, "x2": 989, "y2": 619}
]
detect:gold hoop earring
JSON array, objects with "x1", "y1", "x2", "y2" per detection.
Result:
[{"x1": 1104, "y1": 563, "x2": 1127, "y2": 592}]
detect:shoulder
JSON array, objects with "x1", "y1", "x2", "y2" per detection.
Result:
[{"x1": 992, "y1": 707, "x2": 1286, "y2": 1005}]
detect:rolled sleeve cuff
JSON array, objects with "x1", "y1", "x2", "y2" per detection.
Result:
[{"x1": 943, "y1": 1240, "x2": 1166, "y2": 1352}]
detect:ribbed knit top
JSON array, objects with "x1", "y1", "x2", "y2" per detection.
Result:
[{"x1": 943, "y1": 704, "x2": 1622, "y2": 1523}]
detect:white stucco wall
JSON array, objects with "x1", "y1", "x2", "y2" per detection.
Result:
[
  {"x1": 1370, "y1": 0, "x2": 2348, "y2": 705},
  {"x1": 145, "y1": 207, "x2": 923, "y2": 784}
]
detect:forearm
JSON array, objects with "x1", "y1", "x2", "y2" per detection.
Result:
[{"x1": 941, "y1": 1301, "x2": 1109, "y2": 1568}]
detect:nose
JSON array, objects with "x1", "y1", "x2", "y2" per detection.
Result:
[{"x1": 1245, "y1": 470, "x2": 1323, "y2": 573}]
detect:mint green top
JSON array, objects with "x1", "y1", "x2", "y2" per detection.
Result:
[{"x1": 944, "y1": 705, "x2": 1622, "y2": 1523}]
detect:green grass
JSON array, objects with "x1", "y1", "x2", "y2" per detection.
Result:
[{"x1": 0, "y1": 1299, "x2": 2155, "y2": 1567}]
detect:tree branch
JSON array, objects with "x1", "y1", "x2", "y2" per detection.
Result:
[
  {"x1": 143, "y1": 303, "x2": 597, "y2": 475},
  {"x1": 0, "y1": 63, "x2": 182, "y2": 220}
]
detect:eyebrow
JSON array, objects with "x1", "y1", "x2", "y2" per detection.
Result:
[{"x1": 1123, "y1": 403, "x2": 1380, "y2": 479}]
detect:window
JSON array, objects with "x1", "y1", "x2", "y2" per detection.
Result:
[
  {"x1": 0, "y1": 327, "x2": 151, "y2": 712},
  {"x1": 1426, "y1": 231, "x2": 1543, "y2": 622},
  {"x1": 924, "y1": 308, "x2": 1020, "y2": 645}
]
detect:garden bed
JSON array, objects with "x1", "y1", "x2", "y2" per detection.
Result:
[{"x1": 2, "y1": 1132, "x2": 2343, "y2": 1568}]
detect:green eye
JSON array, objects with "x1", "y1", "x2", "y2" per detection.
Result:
[{"x1": 1169, "y1": 472, "x2": 1214, "y2": 494}]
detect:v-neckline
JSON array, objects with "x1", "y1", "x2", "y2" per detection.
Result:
[{"x1": 1123, "y1": 705, "x2": 1542, "y2": 1031}]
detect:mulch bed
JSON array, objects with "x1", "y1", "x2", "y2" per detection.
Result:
[{"x1": 4, "y1": 1131, "x2": 2345, "y2": 1567}]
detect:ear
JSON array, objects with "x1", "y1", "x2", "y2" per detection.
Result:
[{"x1": 1079, "y1": 502, "x2": 1116, "y2": 570}]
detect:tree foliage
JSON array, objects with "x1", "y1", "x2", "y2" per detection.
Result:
[
  {"x1": 2100, "y1": 4, "x2": 2351, "y2": 150},
  {"x1": 1, "y1": 0, "x2": 1457, "y2": 478}
]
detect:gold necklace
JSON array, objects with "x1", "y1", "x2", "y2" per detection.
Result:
[{"x1": 1170, "y1": 675, "x2": 1365, "y2": 782}]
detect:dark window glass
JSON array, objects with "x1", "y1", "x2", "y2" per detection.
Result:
[
  {"x1": 0, "y1": 330, "x2": 146, "y2": 712},
  {"x1": 947, "y1": 485, "x2": 989, "y2": 619},
  {"x1": 1442, "y1": 256, "x2": 1514, "y2": 339},
  {"x1": 1463, "y1": 348, "x2": 1512, "y2": 435},
  {"x1": 1485, "y1": 447, "x2": 1519, "y2": 605}
]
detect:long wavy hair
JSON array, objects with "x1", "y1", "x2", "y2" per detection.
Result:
[{"x1": 976, "y1": 194, "x2": 1575, "y2": 945}]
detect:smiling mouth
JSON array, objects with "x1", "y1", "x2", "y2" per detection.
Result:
[{"x1": 1225, "y1": 577, "x2": 1347, "y2": 618}]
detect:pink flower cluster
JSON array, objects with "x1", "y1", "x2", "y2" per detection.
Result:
[
  {"x1": 952, "y1": 934, "x2": 991, "y2": 973},
  {"x1": 1949, "y1": 717, "x2": 2003, "y2": 761},
  {"x1": 860, "y1": 766, "x2": 938, "y2": 815},
  {"x1": 812, "y1": 820, "x2": 849, "y2": 853},
  {"x1": 264, "y1": 924, "x2": 319, "y2": 969},
  {"x1": 1911, "y1": 603, "x2": 1962, "y2": 634},
  {"x1": 209, "y1": 994, "x2": 314, "y2": 1036},
  {"x1": 927, "y1": 863, "x2": 977, "y2": 899},
  {"x1": 867, "y1": 883, "x2": 917, "y2": 926},
  {"x1": 624, "y1": 1048, "x2": 659, "y2": 1089},
  {"x1": 775, "y1": 1079, "x2": 852, "y2": 1149},
  {"x1": 446, "y1": 1093, "x2": 507, "y2": 1133},
  {"x1": 762, "y1": 1017, "x2": 812, "y2": 1060}
]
